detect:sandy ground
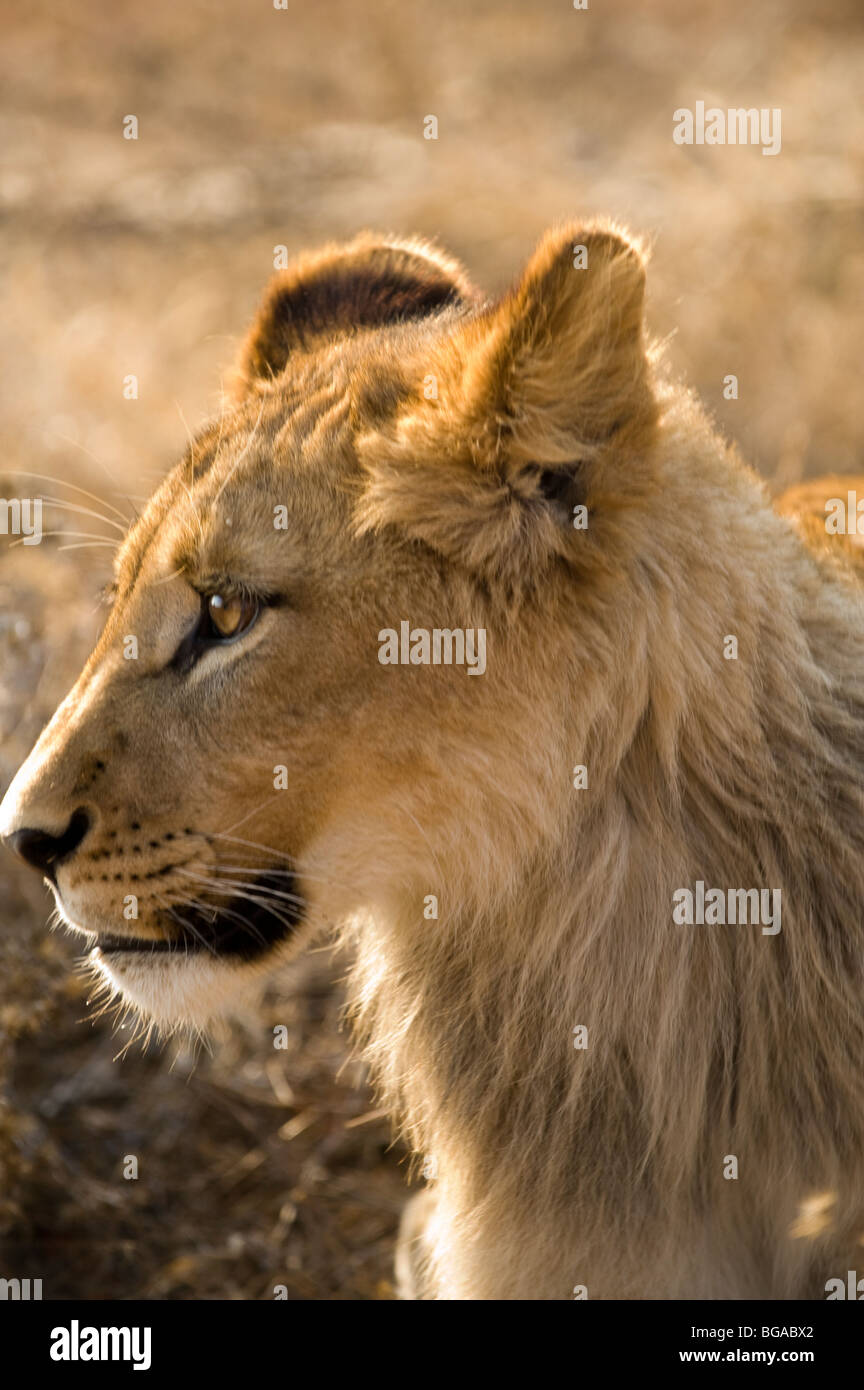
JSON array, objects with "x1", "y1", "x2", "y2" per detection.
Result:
[{"x1": 0, "y1": 0, "x2": 862, "y2": 1298}]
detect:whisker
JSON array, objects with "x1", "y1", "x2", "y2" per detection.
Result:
[
  {"x1": 4, "y1": 469, "x2": 132, "y2": 525},
  {"x1": 13, "y1": 529, "x2": 121, "y2": 543},
  {"x1": 176, "y1": 874, "x2": 303, "y2": 926},
  {"x1": 208, "y1": 832, "x2": 346, "y2": 892},
  {"x1": 162, "y1": 902, "x2": 220, "y2": 958},
  {"x1": 210, "y1": 830, "x2": 299, "y2": 862},
  {"x1": 217, "y1": 795, "x2": 286, "y2": 838},
  {"x1": 54, "y1": 541, "x2": 120, "y2": 553},
  {"x1": 212, "y1": 396, "x2": 266, "y2": 507},
  {"x1": 175, "y1": 893, "x2": 272, "y2": 950},
  {"x1": 50, "y1": 434, "x2": 138, "y2": 514},
  {"x1": 177, "y1": 868, "x2": 306, "y2": 909},
  {"x1": 151, "y1": 567, "x2": 188, "y2": 588},
  {"x1": 8, "y1": 532, "x2": 120, "y2": 552},
  {"x1": 176, "y1": 401, "x2": 200, "y2": 492},
  {"x1": 178, "y1": 478, "x2": 204, "y2": 541},
  {"x1": 186, "y1": 861, "x2": 337, "y2": 891},
  {"x1": 188, "y1": 864, "x2": 300, "y2": 877},
  {"x1": 35, "y1": 496, "x2": 127, "y2": 533}
]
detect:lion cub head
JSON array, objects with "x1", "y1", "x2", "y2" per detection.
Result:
[{"x1": 0, "y1": 224, "x2": 656, "y2": 1028}]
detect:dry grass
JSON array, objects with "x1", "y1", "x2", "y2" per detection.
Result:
[{"x1": 0, "y1": 0, "x2": 862, "y2": 1298}]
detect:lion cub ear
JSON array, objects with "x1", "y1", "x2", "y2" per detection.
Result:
[
  {"x1": 356, "y1": 223, "x2": 657, "y2": 581},
  {"x1": 232, "y1": 234, "x2": 476, "y2": 397},
  {"x1": 458, "y1": 222, "x2": 654, "y2": 464}
]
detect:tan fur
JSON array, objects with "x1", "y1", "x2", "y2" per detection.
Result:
[
  {"x1": 775, "y1": 474, "x2": 864, "y2": 579},
  {"x1": 2, "y1": 224, "x2": 864, "y2": 1300}
]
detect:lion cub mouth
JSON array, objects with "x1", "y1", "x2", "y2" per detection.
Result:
[{"x1": 92, "y1": 872, "x2": 303, "y2": 962}]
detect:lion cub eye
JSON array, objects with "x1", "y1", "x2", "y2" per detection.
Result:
[{"x1": 205, "y1": 593, "x2": 259, "y2": 642}]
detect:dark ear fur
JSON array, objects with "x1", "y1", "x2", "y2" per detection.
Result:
[{"x1": 233, "y1": 234, "x2": 477, "y2": 396}]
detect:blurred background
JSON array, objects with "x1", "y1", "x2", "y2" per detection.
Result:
[{"x1": 0, "y1": 0, "x2": 862, "y2": 1299}]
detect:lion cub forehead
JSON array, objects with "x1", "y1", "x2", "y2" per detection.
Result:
[
  {"x1": 119, "y1": 424, "x2": 361, "y2": 602},
  {"x1": 115, "y1": 298, "x2": 462, "y2": 600}
]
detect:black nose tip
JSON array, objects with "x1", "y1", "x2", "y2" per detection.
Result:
[{"x1": 4, "y1": 808, "x2": 91, "y2": 877}]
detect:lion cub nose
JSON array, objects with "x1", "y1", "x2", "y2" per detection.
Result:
[{"x1": 2, "y1": 808, "x2": 91, "y2": 878}]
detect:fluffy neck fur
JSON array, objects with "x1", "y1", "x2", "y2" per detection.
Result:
[{"x1": 342, "y1": 386, "x2": 864, "y2": 1299}]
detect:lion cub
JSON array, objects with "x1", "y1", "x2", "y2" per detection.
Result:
[{"x1": 3, "y1": 225, "x2": 864, "y2": 1299}]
